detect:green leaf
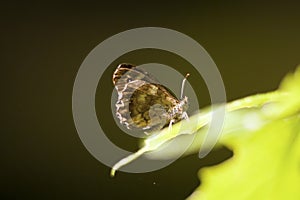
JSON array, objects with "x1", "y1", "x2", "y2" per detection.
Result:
[
  {"x1": 188, "y1": 114, "x2": 300, "y2": 200},
  {"x1": 188, "y1": 67, "x2": 300, "y2": 200}
]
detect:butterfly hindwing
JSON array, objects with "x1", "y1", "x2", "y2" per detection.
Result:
[{"x1": 112, "y1": 63, "x2": 187, "y2": 132}]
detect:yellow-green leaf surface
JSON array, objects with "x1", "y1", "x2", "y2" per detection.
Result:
[{"x1": 188, "y1": 67, "x2": 300, "y2": 200}]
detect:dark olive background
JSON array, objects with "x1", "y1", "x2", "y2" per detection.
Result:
[{"x1": 2, "y1": 1, "x2": 300, "y2": 199}]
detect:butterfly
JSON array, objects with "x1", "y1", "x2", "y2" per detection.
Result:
[{"x1": 112, "y1": 63, "x2": 189, "y2": 134}]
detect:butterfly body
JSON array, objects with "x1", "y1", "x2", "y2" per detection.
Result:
[{"x1": 113, "y1": 63, "x2": 188, "y2": 133}]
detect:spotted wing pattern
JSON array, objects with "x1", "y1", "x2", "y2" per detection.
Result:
[{"x1": 112, "y1": 63, "x2": 187, "y2": 132}]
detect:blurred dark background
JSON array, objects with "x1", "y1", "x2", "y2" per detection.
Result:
[{"x1": 2, "y1": 1, "x2": 300, "y2": 199}]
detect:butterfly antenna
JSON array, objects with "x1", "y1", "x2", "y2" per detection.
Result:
[{"x1": 180, "y1": 73, "x2": 190, "y2": 99}]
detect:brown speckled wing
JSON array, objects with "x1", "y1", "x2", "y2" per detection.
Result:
[{"x1": 112, "y1": 63, "x2": 179, "y2": 131}]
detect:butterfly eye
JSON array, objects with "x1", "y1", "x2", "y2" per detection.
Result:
[{"x1": 127, "y1": 78, "x2": 132, "y2": 82}]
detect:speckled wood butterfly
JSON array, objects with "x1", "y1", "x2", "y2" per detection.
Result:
[{"x1": 112, "y1": 63, "x2": 189, "y2": 134}]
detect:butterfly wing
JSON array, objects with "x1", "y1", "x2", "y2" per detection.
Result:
[
  {"x1": 112, "y1": 63, "x2": 160, "y2": 87},
  {"x1": 112, "y1": 63, "x2": 180, "y2": 131}
]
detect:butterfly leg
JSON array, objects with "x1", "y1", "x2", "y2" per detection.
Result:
[
  {"x1": 182, "y1": 111, "x2": 189, "y2": 121},
  {"x1": 168, "y1": 119, "x2": 175, "y2": 132},
  {"x1": 144, "y1": 131, "x2": 150, "y2": 136}
]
